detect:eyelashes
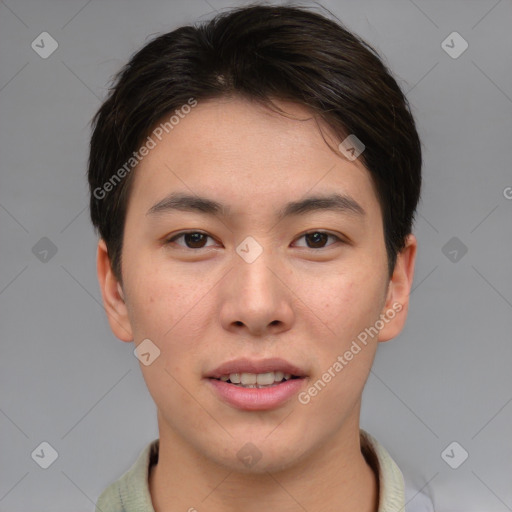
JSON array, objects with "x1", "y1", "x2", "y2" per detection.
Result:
[
  {"x1": 165, "y1": 231, "x2": 217, "y2": 249},
  {"x1": 165, "y1": 230, "x2": 344, "y2": 250},
  {"x1": 294, "y1": 231, "x2": 342, "y2": 249}
]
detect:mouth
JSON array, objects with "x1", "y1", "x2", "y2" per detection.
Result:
[
  {"x1": 206, "y1": 358, "x2": 307, "y2": 410},
  {"x1": 211, "y1": 371, "x2": 301, "y2": 388}
]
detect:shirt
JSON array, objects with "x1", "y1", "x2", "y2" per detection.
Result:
[{"x1": 95, "y1": 429, "x2": 411, "y2": 512}]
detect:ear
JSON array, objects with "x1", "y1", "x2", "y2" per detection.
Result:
[
  {"x1": 378, "y1": 233, "x2": 417, "y2": 343},
  {"x1": 96, "y1": 238, "x2": 133, "y2": 342}
]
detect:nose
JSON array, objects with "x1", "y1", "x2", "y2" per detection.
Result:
[{"x1": 219, "y1": 250, "x2": 295, "y2": 337}]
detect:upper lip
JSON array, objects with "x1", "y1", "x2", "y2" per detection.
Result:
[{"x1": 206, "y1": 358, "x2": 307, "y2": 379}]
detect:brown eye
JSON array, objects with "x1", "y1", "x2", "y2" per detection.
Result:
[
  {"x1": 183, "y1": 232, "x2": 208, "y2": 248},
  {"x1": 294, "y1": 231, "x2": 341, "y2": 249},
  {"x1": 166, "y1": 231, "x2": 216, "y2": 249},
  {"x1": 305, "y1": 232, "x2": 329, "y2": 248}
]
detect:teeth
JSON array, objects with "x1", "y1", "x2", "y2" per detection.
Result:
[
  {"x1": 256, "y1": 372, "x2": 275, "y2": 386},
  {"x1": 220, "y1": 371, "x2": 296, "y2": 388},
  {"x1": 240, "y1": 373, "x2": 257, "y2": 385}
]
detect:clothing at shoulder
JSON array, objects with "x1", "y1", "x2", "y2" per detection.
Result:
[
  {"x1": 95, "y1": 439, "x2": 159, "y2": 512},
  {"x1": 95, "y1": 430, "x2": 417, "y2": 512}
]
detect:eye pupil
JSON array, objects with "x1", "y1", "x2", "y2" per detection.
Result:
[
  {"x1": 185, "y1": 232, "x2": 206, "y2": 248},
  {"x1": 306, "y1": 232, "x2": 328, "y2": 248}
]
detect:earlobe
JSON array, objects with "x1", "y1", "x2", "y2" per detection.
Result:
[
  {"x1": 96, "y1": 238, "x2": 133, "y2": 342},
  {"x1": 377, "y1": 234, "x2": 417, "y2": 343}
]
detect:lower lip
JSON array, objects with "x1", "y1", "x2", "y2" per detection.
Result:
[{"x1": 208, "y1": 378, "x2": 306, "y2": 411}]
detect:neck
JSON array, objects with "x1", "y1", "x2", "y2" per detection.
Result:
[{"x1": 149, "y1": 416, "x2": 378, "y2": 512}]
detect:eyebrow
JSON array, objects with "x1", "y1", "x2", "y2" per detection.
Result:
[{"x1": 146, "y1": 192, "x2": 365, "y2": 220}]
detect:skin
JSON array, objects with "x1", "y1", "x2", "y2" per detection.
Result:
[{"x1": 97, "y1": 96, "x2": 416, "y2": 512}]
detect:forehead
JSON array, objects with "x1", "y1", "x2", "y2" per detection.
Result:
[{"x1": 127, "y1": 96, "x2": 380, "y2": 221}]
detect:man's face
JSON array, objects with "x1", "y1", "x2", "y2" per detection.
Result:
[{"x1": 100, "y1": 96, "x2": 412, "y2": 472}]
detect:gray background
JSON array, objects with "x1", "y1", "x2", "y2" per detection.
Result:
[{"x1": 1, "y1": 0, "x2": 511, "y2": 510}]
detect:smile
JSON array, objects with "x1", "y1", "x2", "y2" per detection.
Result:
[
  {"x1": 206, "y1": 359, "x2": 308, "y2": 411},
  {"x1": 214, "y1": 371, "x2": 298, "y2": 388}
]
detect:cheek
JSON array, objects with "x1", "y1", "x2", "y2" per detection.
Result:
[
  {"x1": 126, "y1": 273, "x2": 216, "y2": 400},
  {"x1": 125, "y1": 256, "x2": 206, "y2": 338},
  {"x1": 295, "y1": 267, "x2": 384, "y2": 337}
]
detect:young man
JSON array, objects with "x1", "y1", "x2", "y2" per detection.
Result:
[{"x1": 90, "y1": 4, "x2": 421, "y2": 511}]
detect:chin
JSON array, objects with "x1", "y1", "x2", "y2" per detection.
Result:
[{"x1": 202, "y1": 434, "x2": 312, "y2": 475}]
